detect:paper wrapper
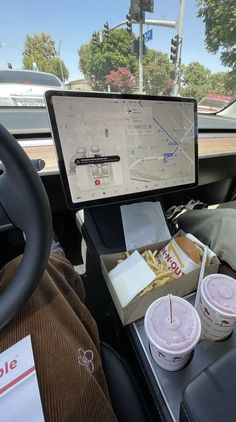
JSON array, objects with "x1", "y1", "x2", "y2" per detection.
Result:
[{"x1": 158, "y1": 238, "x2": 200, "y2": 278}]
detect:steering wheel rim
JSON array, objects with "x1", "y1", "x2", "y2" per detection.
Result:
[{"x1": 0, "y1": 123, "x2": 52, "y2": 329}]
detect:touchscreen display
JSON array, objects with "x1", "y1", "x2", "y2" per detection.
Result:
[{"x1": 49, "y1": 93, "x2": 197, "y2": 207}]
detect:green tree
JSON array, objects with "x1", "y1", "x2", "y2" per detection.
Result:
[
  {"x1": 23, "y1": 33, "x2": 57, "y2": 71},
  {"x1": 210, "y1": 72, "x2": 233, "y2": 96},
  {"x1": 78, "y1": 29, "x2": 138, "y2": 91},
  {"x1": 197, "y1": 0, "x2": 236, "y2": 70},
  {"x1": 49, "y1": 57, "x2": 69, "y2": 81},
  {"x1": 22, "y1": 33, "x2": 69, "y2": 81},
  {"x1": 180, "y1": 61, "x2": 212, "y2": 100},
  {"x1": 226, "y1": 71, "x2": 236, "y2": 96},
  {"x1": 143, "y1": 50, "x2": 173, "y2": 94},
  {"x1": 183, "y1": 61, "x2": 211, "y2": 85},
  {"x1": 181, "y1": 83, "x2": 210, "y2": 101}
]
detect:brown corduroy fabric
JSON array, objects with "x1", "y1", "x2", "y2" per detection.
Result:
[{"x1": 0, "y1": 254, "x2": 117, "y2": 422}]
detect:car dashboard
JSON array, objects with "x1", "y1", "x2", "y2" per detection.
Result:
[{"x1": 1, "y1": 104, "x2": 236, "y2": 421}]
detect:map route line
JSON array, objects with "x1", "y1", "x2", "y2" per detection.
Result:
[
  {"x1": 172, "y1": 145, "x2": 179, "y2": 154},
  {"x1": 152, "y1": 116, "x2": 180, "y2": 161},
  {"x1": 152, "y1": 116, "x2": 178, "y2": 145}
]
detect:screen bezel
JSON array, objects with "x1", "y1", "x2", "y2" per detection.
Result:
[{"x1": 45, "y1": 90, "x2": 198, "y2": 210}]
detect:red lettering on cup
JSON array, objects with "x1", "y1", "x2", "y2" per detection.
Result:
[
  {"x1": 220, "y1": 320, "x2": 230, "y2": 327},
  {"x1": 203, "y1": 307, "x2": 212, "y2": 321},
  {"x1": 173, "y1": 356, "x2": 183, "y2": 362}
]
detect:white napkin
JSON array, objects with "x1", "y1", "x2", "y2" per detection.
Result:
[
  {"x1": 121, "y1": 201, "x2": 171, "y2": 250},
  {"x1": 109, "y1": 250, "x2": 156, "y2": 307}
]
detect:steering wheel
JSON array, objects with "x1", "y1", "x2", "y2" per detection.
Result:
[{"x1": 0, "y1": 123, "x2": 52, "y2": 329}]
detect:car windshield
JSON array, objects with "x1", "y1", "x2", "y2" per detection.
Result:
[
  {"x1": 0, "y1": 0, "x2": 235, "y2": 119},
  {"x1": 199, "y1": 99, "x2": 230, "y2": 109},
  {"x1": 0, "y1": 70, "x2": 62, "y2": 86}
]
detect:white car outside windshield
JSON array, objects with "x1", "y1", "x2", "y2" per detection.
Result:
[{"x1": 0, "y1": 70, "x2": 63, "y2": 107}]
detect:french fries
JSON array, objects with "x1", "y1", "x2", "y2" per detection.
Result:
[{"x1": 119, "y1": 249, "x2": 178, "y2": 297}]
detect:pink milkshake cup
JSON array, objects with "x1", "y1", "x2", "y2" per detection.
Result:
[
  {"x1": 196, "y1": 274, "x2": 236, "y2": 341},
  {"x1": 144, "y1": 295, "x2": 201, "y2": 371}
]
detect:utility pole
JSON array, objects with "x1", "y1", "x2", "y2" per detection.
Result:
[
  {"x1": 130, "y1": 0, "x2": 154, "y2": 94},
  {"x1": 58, "y1": 40, "x2": 65, "y2": 83},
  {"x1": 139, "y1": 21, "x2": 144, "y2": 93}
]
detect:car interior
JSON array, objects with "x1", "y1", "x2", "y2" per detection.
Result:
[{"x1": 0, "y1": 86, "x2": 236, "y2": 421}]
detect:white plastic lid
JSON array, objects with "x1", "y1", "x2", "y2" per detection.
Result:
[
  {"x1": 203, "y1": 274, "x2": 236, "y2": 315},
  {"x1": 144, "y1": 295, "x2": 201, "y2": 353}
]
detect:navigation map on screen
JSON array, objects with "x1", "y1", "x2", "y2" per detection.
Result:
[{"x1": 51, "y1": 95, "x2": 197, "y2": 205}]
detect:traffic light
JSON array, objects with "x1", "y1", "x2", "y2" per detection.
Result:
[
  {"x1": 103, "y1": 22, "x2": 109, "y2": 40},
  {"x1": 131, "y1": 37, "x2": 147, "y2": 56},
  {"x1": 140, "y1": 0, "x2": 154, "y2": 13},
  {"x1": 131, "y1": 39, "x2": 139, "y2": 55},
  {"x1": 130, "y1": 0, "x2": 147, "y2": 22},
  {"x1": 126, "y1": 13, "x2": 132, "y2": 35},
  {"x1": 170, "y1": 35, "x2": 179, "y2": 65}
]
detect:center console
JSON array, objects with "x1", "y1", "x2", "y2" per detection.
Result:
[{"x1": 76, "y1": 204, "x2": 236, "y2": 421}]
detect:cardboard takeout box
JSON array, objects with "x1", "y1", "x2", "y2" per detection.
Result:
[{"x1": 100, "y1": 232, "x2": 220, "y2": 326}]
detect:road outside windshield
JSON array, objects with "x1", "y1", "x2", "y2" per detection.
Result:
[{"x1": 0, "y1": 0, "x2": 235, "y2": 113}]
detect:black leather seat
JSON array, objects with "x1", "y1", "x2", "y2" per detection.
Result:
[
  {"x1": 180, "y1": 346, "x2": 236, "y2": 422},
  {"x1": 101, "y1": 342, "x2": 153, "y2": 422}
]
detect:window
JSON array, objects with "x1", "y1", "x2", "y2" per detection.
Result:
[{"x1": 0, "y1": 70, "x2": 62, "y2": 86}]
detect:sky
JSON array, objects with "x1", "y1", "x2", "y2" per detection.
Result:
[{"x1": 0, "y1": 0, "x2": 229, "y2": 81}]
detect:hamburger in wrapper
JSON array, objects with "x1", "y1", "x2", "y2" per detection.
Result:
[{"x1": 158, "y1": 235, "x2": 203, "y2": 278}]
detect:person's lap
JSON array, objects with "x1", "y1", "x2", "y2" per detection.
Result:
[{"x1": 0, "y1": 254, "x2": 117, "y2": 421}]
